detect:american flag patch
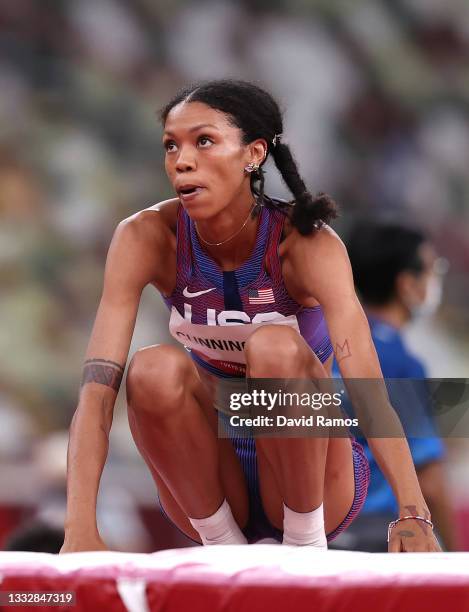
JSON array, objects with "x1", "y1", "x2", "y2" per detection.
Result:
[{"x1": 248, "y1": 287, "x2": 275, "y2": 304}]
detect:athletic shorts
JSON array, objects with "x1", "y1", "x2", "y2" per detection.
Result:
[
  {"x1": 156, "y1": 415, "x2": 370, "y2": 545},
  {"x1": 228, "y1": 434, "x2": 370, "y2": 543}
]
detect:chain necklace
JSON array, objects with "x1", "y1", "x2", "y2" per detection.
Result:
[{"x1": 195, "y1": 201, "x2": 258, "y2": 247}]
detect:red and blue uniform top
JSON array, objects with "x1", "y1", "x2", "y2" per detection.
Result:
[{"x1": 162, "y1": 197, "x2": 333, "y2": 378}]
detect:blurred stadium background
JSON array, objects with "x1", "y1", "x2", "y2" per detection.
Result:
[{"x1": 1, "y1": 0, "x2": 468, "y2": 552}]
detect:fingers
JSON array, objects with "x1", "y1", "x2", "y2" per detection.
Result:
[
  {"x1": 387, "y1": 530, "x2": 442, "y2": 552},
  {"x1": 388, "y1": 534, "x2": 402, "y2": 553},
  {"x1": 430, "y1": 536, "x2": 443, "y2": 552}
]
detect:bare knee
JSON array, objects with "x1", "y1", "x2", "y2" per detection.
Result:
[
  {"x1": 126, "y1": 344, "x2": 192, "y2": 417},
  {"x1": 245, "y1": 325, "x2": 306, "y2": 376}
]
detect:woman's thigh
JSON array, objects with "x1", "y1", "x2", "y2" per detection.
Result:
[
  {"x1": 247, "y1": 327, "x2": 355, "y2": 534},
  {"x1": 256, "y1": 436, "x2": 355, "y2": 534},
  {"x1": 128, "y1": 347, "x2": 249, "y2": 543}
]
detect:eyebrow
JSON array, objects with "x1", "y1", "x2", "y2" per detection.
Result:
[{"x1": 163, "y1": 123, "x2": 220, "y2": 137}]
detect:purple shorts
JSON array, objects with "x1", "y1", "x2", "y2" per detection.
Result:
[
  {"x1": 157, "y1": 435, "x2": 370, "y2": 545},
  {"x1": 232, "y1": 435, "x2": 370, "y2": 543}
]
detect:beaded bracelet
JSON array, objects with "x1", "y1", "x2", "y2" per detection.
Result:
[{"x1": 387, "y1": 515, "x2": 434, "y2": 543}]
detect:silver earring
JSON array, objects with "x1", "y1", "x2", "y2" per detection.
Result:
[{"x1": 244, "y1": 162, "x2": 260, "y2": 173}]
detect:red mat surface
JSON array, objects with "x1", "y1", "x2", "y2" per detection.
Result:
[{"x1": 1, "y1": 547, "x2": 469, "y2": 612}]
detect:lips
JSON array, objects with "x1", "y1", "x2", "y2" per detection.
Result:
[
  {"x1": 176, "y1": 183, "x2": 204, "y2": 195},
  {"x1": 176, "y1": 183, "x2": 205, "y2": 202}
]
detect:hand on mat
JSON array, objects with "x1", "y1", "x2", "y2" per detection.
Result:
[
  {"x1": 388, "y1": 518, "x2": 442, "y2": 552},
  {"x1": 60, "y1": 531, "x2": 109, "y2": 554}
]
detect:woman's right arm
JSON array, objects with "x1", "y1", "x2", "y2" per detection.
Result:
[{"x1": 60, "y1": 210, "x2": 174, "y2": 552}]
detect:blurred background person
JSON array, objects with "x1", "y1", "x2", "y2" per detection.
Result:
[
  {"x1": 330, "y1": 221, "x2": 458, "y2": 552},
  {"x1": 3, "y1": 520, "x2": 65, "y2": 554}
]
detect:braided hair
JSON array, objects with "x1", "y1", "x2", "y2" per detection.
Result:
[{"x1": 160, "y1": 79, "x2": 338, "y2": 235}]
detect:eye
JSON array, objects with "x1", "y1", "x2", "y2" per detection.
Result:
[
  {"x1": 164, "y1": 140, "x2": 177, "y2": 153},
  {"x1": 198, "y1": 135, "x2": 214, "y2": 148}
]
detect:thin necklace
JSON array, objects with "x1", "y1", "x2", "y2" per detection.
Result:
[{"x1": 195, "y1": 201, "x2": 258, "y2": 247}]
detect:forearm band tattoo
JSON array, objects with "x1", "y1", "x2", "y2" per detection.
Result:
[{"x1": 81, "y1": 358, "x2": 124, "y2": 392}]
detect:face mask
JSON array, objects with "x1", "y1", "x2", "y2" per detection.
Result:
[{"x1": 409, "y1": 275, "x2": 443, "y2": 319}]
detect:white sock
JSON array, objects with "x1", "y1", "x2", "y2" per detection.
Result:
[
  {"x1": 282, "y1": 501, "x2": 328, "y2": 549},
  {"x1": 188, "y1": 499, "x2": 248, "y2": 545}
]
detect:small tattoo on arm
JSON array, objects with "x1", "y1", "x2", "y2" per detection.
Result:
[
  {"x1": 335, "y1": 339, "x2": 352, "y2": 363},
  {"x1": 404, "y1": 505, "x2": 431, "y2": 535},
  {"x1": 396, "y1": 530, "x2": 415, "y2": 538},
  {"x1": 81, "y1": 359, "x2": 124, "y2": 392}
]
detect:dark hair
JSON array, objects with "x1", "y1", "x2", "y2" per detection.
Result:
[
  {"x1": 160, "y1": 79, "x2": 338, "y2": 235},
  {"x1": 4, "y1": 520, "x2": 65, "y2": 554},
  {"x1": 347, "y1": 222, "x2": 427, "y2": 305}
]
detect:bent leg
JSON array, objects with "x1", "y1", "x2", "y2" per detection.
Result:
[
  {"x1": 126, "y1": 344, "x2": 249, "y2": 543},
  {"x1": 244, "y1": 325, "x2": 355, "y2": 539}
]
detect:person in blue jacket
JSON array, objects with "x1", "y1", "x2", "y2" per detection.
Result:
[{"x1": 331, "y1": 221, "x2": 457, "y2": 551}]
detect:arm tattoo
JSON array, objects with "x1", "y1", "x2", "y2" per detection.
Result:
[
  {"x1": 396, "y1": 530, "x2": 415, "y2": 538},
  {"x1": 81, "y1": 358, "x2": 124, "y2": 392},
  {"x1": 404, "y1": 505, "x2": 431, "y2": 535},
  {"x1": 335, "y1": 339, "x2": 352, "y2": 363}
]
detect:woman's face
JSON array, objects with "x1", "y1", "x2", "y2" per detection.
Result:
[{"x1": 163, "y1": 101, "x2": 256, "y2": 219}]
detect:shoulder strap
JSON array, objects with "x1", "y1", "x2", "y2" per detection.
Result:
[
  {"x1": 174, "y1": 203, "x2": 192, "y2": 288},
  {"x1": 264, "y1": 205, "x2": 288, "y2": 284}
]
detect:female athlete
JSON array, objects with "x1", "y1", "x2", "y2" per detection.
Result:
[{"x1": 61, "y1": 80, "x2": 441, "y2": 553}]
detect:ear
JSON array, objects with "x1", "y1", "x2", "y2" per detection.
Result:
[
  {"x1": 246, "y1": 138, "x2": 268, "y2": 166},
  {"x1": 396, "y1": 270, "x2": 419, "y2": 303}
]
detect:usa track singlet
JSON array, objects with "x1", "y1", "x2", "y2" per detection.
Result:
[{"x1": 162, "y1": 199, "x2": 333, "y2": 377}]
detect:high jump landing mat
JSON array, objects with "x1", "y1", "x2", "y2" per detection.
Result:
[{"x1": 1, "y1": 547, "x2": 469, "y2": 612}]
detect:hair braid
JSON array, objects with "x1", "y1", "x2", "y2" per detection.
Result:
[
  {"x1": 250, "y1": 167, "x2": 266, "y2": 217},
  {"x1": 271, "y1": 142, "x2": 338, "y2": 235}
]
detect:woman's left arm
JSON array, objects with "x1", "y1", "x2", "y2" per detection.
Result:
[{"x1": 282, "y1": 224, "x2": 441, "y2": 552}]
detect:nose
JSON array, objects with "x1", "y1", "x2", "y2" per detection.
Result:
[{"x1": 175, "y1": 145, "x2": 196, "y2": 173}]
